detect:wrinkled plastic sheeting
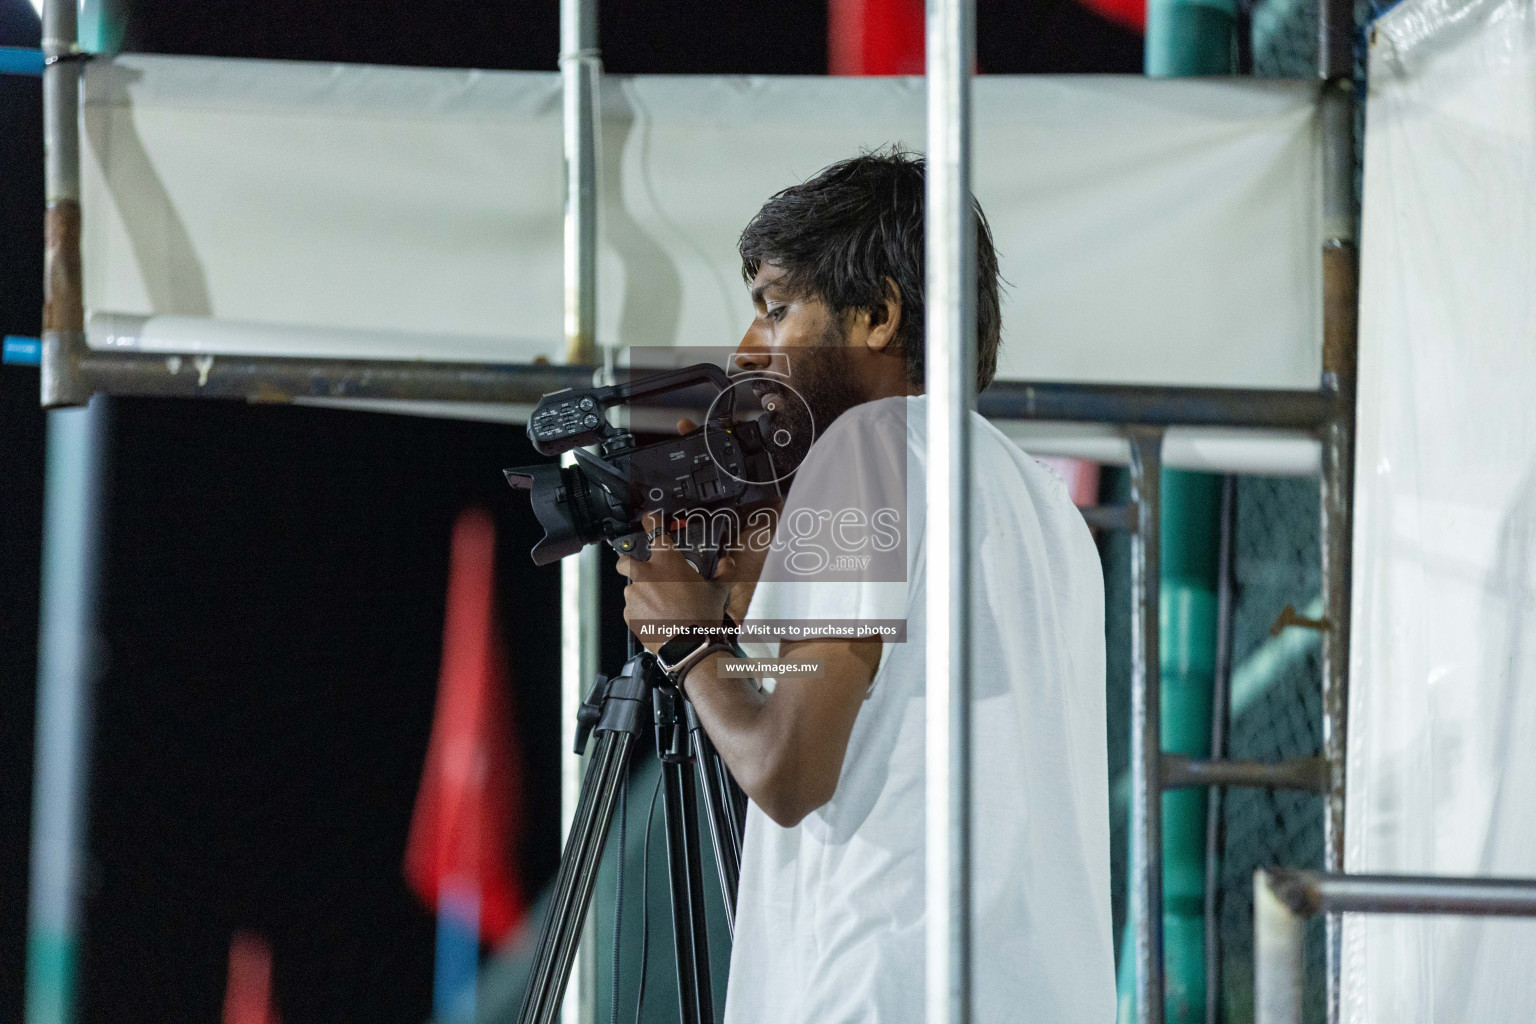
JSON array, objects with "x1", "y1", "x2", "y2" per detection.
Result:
[{"x1": 1344, "y1": 0, "x2": 1536, "y2": 1019}]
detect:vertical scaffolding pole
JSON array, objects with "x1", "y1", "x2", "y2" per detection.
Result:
[
  {"x1": 28, "y1": 2, "x2": 105, "y2": 1023},
  {"x1": 1128, "y1": 428, "x2": 1166, "y2": 1024},
  {"x1": 1316, "y1": 78, "x2": 1357, "y2": 1024},
  {"x1": 1203, "y1": 475, "x2": 1237, "y2": 1024},
  {"x1": 1317, "y1": 0, "x2": 1357, "y2": 996},
  {"x1": 924, "y1": 0, "x2": 976, "y2": 1020},
  {"x1": 38, "y1": 0, "x2": 85, "y2": 409},
  {"x1": 27, "y1": 402, "x2": 107, "y2": 1024},
  {"x1": 1252, "y1": 872, "x2": 1306, "y2": 1024},
  {"x1": 560, "y1": 0, "x2": 602, "y2": 1022},
  {"x1": 561, "y1": 0, "x2": 599, "y2": 367},
  {"x1": 559, "y1": 544, "x2": 601, "y2": 1024}
]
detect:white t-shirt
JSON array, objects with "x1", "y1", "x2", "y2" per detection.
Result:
[{"x1": 728, "y1": 395, "x2": 1114, "y2": 1024}]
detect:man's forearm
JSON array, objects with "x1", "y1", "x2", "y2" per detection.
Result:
[
  {"x1": 679, "y1": 654, "x2": 806, "y2": 823},
  {"x1": 679, "y1": 640, "x2": 877, "y2": 828}
]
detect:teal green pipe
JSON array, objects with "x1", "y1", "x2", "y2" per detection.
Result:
[
  {"x1": 79, "y1": 0, "x2": 127, "y2": 53},
  {"x1": 1158, "y1": 470, "x2": 1221, "y2": 1023},
  {"x1": 1116, "y1": 471, "x2": 1223, "y2": 1024},
  {"x1": 1116, "y1": 12, "x2": 1238, "y2": 1024},
  {"x1": 1146, "y1": 0, "x2": 1238, "y2": 77}
]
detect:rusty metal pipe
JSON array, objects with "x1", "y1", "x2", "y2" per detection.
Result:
[
  {"x1": 1080, "y1": 503, "x2": 1138, "y2": 532},
  {"x1": 74, "y1": 349, "x2": 596, "y2": 405},
  {"x1": 1161, "y1": 755, "x2": 1330, "y2": 793},
  {"x1": 1317, "y1": 77, "x2": 1359, "y2": 1024},
  {"x1": 40, "y1": 0, "x2": 87, "y2": 409},
  {"x1": 978, "y1": 381, "x2": 1335, "y2": 430},
  {"x1": 1128, "y1": 427, "x2": 1167, "y2": 1024}
]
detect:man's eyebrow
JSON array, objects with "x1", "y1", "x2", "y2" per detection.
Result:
[{"x1": 750, "y1": 281, "x2": 787, "y2": 304}]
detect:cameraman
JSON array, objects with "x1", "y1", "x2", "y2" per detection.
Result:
[{"x1": 617, "y1": 150, "x2": 1114, "y2": 1023}]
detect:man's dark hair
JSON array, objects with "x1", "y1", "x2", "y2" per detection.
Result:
[{"x1": 738, "y1": 147, "x2": 1002, "y2": 393}]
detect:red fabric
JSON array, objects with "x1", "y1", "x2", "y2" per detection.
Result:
[
  {"x1": 830, "y1": 0, "x2": 1144, "y2": 71},
  {"x1": 405, "y1": 508, "x2": 527, "y2": 943},
  {"x1": 828, "y1": 0, "x2": 925, "y2": 75},
  {"x1": 1075, "y1": 0, "x2": 1146, "y2": 33},
  {"x1": 222, "y1": 933, "x2": 280, "y2": 1024}
]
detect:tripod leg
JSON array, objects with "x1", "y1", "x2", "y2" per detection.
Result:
[
  {"x1": 517, "y1": 729, "x2": 636, "y2": 1024},
  {"x1": 690, "y1": 724, "x2": 744, "y2": 935},
  {"x1": 661, "y1": 755, "x2": 716, "y2": 1024}
]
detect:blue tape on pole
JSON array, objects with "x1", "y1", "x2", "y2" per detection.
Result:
[
  {"x1": 0, "y1": 47, "x2": 46, "y2": 77},
  {"x1": 433, "y1": 883, "x2": 480, "y2": 1024},
  {"x1": 4, "y1": 336, "x2": 43, "y2": 366}
]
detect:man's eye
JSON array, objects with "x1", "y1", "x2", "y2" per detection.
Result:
[{"x1": 767, "y1": 306, "x2": 787, "y2": 321}]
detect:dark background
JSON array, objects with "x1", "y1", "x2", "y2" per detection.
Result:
[{"x1": 0, "y1": 2, "x2": 1141, "y2": 1021}]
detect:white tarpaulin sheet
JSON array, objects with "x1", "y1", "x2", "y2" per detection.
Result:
[
  {"x1": 1345, "y1": 0, "x2": 1536, "y2": 1018},
  {"x1": 81, "y1": 58, "x2": 1325, "y2": 468}
]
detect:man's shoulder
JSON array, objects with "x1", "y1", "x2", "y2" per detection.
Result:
[
  {"x1": 816, "y1": 395, "x2": 915, "y2": 447},
  {"x1": 794, "y1": 396, "x2": 915, "y2": 488}
]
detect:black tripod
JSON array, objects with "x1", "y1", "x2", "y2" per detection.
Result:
[{"x1": 516, "y1": 651, "x2": 747, "y2": 1024}]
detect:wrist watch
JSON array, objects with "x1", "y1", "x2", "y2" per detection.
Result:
[{"x1": 655, "y1": 630, "x2": 731, "y2": 683}]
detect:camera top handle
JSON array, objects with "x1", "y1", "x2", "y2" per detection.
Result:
[{"x1": 528, "y1": 363, "x2": 735, "y2": 456}]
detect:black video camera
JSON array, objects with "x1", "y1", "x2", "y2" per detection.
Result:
[{"x1": 504, "y1": 363, "x2": 799, "y2": 578}]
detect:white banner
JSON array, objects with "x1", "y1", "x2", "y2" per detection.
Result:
[
  {"x1": 1345, "y1": 0, "x2": 1536, "y2": 1018},
  {"x1": 82, "y1": 57, "x2": 1326, "y2": 468}
]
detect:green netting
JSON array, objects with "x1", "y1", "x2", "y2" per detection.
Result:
[{"x1": 1217, "y1": 476, "x2": 1326, "y2": 1024}]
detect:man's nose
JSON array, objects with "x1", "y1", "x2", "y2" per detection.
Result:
[{"x1": 732, "y1": 341, "x2": 771, "y2": 374}]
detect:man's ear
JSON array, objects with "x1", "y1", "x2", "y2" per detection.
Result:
[{"x1": 864, "y1": 278, "x2": 903, "y2": 353}]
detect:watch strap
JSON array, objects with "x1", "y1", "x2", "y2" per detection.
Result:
[
  {"x1": 672, "y1": 642, "x2": 733, "y2": 692},
  {"x1": 655, "y1": 627, "x2": 725, "y2": 674}
]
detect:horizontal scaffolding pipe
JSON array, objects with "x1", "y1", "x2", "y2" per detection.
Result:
[
  {"x1": 979, "y1": 380, "x2": 1337, "y2": 430},
  {"x1": 47, "y1": 343, "x2": 1343, "y2": 429},
  {"x1": 1160, "y1": 755, "x2": 1328, "y2": 793},
  {"x1": 1081, "y1": 503, "x2": 1138, "y2": 532},
  {"x1": 67, "y1": 349, "x2": 596, "y2": 405},
  {"x1": 38, "y1": 319, "x2": 1340, "y2": 429},
  {"x1": 1255, "y1": 870, "x2": 1536, "y2": 1024},
  {"x1": 1262, "y1": 869, "x2": 1536, "y2": 919},
  {"x1": 38, "y1": 327, "x2": 1346, "y2": 431}
]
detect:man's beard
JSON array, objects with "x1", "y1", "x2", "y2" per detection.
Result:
[{"x1": 756, "y1": 324, "x2": 865, "y2": 478}]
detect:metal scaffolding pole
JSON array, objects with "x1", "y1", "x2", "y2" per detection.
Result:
[
  {"x1": 26, "y1": 399, "x2": 108, "y2": 1024},
  {"x1": 559, "y1": 0, "x2": 603, "y2": 1022},
  {"x1": 561, "y1": 0, "x2": 599, "y2": 368},
  {"x1": 1254, "y1": 871, "x2": 1536, "y2": 1024},
  {"x1": 38, "y1": 0, "x2": 83, "y2": 409},
  {"x1": 924, "y1": 0, "x2": 977, "y2": 1019},
  {"x1": 1317, "y1": 4, "x2": 1359, "y2": 1009},
  {"x1": 1128, "y1": 428, "x2": 1167, "y2": 1024},
  {"x1": 28, "y1": 7, "x2": 104, "y2": 1023},
  {"x1": 1203, "y1": 475, "x2": 1236, "y2": 1024},
  {"x1": 976, "y1": 382, "x2": 1333, "y2": 429}
]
